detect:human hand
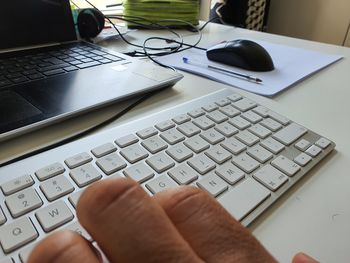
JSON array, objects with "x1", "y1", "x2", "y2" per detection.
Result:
[{"x1": 27, "y1": 177, "x2": 301, "y2": 263}]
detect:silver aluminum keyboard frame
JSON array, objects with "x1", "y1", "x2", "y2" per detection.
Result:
[{"x1": 0, "y1": 88, "x2": 335, "y2": 262}]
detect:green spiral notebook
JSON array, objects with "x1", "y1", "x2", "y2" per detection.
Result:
[{"x1": 123, "y1": 0, "x2": 200, "y2": 27}]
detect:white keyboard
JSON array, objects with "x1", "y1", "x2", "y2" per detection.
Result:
[{"x1": 0, "y1": 89, "x2": 335, "y2": 263}]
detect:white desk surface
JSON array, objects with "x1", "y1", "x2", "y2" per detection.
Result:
[{"x1": 2, "y1": 23, "x2": 350, "y2": 262}]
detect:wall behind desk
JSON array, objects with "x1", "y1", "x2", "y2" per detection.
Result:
[{"x1": 267, "y1": 0, "x2": 350, "y2": 47}]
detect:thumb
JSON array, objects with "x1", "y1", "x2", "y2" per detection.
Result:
[{"x1": 292, "y1": 252, "x2": 319, "y2": 263}]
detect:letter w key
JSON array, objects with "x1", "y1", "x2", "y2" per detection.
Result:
[{"x1": 35, "y1": 200, "x2": 74, "y2": 232}]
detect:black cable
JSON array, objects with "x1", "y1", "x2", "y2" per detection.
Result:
[
  {"x1": 0, "y1": 91, "x2": 157, "y2": 167},
  {"x1": 82, "y1": 0, "x2": 214, "y2": 62}
]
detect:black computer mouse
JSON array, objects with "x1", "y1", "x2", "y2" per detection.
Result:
[{"x1": 206, "y1": 39, "x2": 275, "y2": 72}]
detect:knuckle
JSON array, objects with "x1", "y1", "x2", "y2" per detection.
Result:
[
  {"x1": 162, "y1": 186, "x2": 216, "y2": 223},
  {"x1": 77, "y1": 177, "x2": 139, "y2": 222}
]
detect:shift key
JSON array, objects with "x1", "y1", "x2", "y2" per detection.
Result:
[{"x1": 218, "y1": 178, "x2": 270, "y2": 221}]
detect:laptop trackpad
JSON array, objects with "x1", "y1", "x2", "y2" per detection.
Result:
[{"x1": 0, "y1": 90, "x2": 42, "y2": 126}]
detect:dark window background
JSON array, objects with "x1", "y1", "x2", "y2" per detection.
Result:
[{"x1": 0, "y1": 0, "x2": 77, "y2": 49}]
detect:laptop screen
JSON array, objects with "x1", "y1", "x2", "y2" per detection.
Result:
[{"x1": 0, "y1": 0, "x2": 77, "y2": 50}]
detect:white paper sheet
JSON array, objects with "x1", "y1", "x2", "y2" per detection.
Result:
[{"x1": 156, "y1": 40, "x2": 343, "y2": 96}]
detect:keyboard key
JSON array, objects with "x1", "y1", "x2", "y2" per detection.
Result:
[
  {"x1": 96, "y1": 153, "x2": 127, "y2": 175},
  {"x1": 220, "y1": 137, "x2": 246, "y2": 155},
  {"x1": 64, "y1": 65, "x2": 78, "y2": 72},
  {"x1": 232, "y1": 153, "x2": 260, "y2": 173},
  {"x1": 241, "y1": 111, "x2": 262, "y2": 123},
  {"x1": 123, "y1": 163, "x2": 154, "y2": 183},
  {"x1": 81, "y1": 58, "x2": 93, "y2": 63},
  {"x1": 305, "y1": 145, "x2": 322, "y2": 157},
  {"x1": 36, "y1": 200, "x2": 74, "y2": 232},
  {"x1": 146, "y1": 175, "x2": 178, "y2": 194},
  {"x1": 232, "y1": 98, "x2": 256, "y2": 112},
  {"x1": 0, "y1": 217, "x2": 38, "y2": 253},
  {"x1": 192, "y1": 116, "x2": 215, "y2": 130},
  {"x1": 215, "y1": 98, "x2": 231, "y2": 106},
  {"x1": 5, "y1": 188, "x2": 43, "y2": 218},
  {"x1": 184, "y1": 135, "x2": 210, "y2": 153},
  {"x1": 141, "y1": 135, "x2": 168, "y2": 154},
  {"x1": 229, "y1": 116, "x2": 251, "y2": 130},
  {"x1": 0, "y1": 80, "x2": 12, "y2": 87},
  {"x1": 172, "y1": 114, "x2": 191, "y2": 124},
  {"x1": 315, "y1": 137, "x2": 331, "y2": 149},
  {"x1": 0, "y1": 257, "x2": 14, "y2": 263},
  {"x1": 166, "y1": 143, "x2": 193, "y2": 162},
  {"x1": 218, "y1": 178, "x2": 270, "y2": 221},
  {"x1": 248, "y1": 124, "x2": 272, "y2": 139},
  {"x1": 103, "y1": 54, "x2": 122, "y2": 62},
  {"x1": 235, "y1": 130, "x2": 260, "y2": 146},
  {"x1": 177, "y1": 122, "x2": 201, "y2": 137},
  {"x1": 219, "y1": 105, "x2": 240, "y2": 118},
  {"x1": 43, "y1": 69, "x2": 65, "y2": 76},
  {"x1": 200, "y1": 128, "x2": 225, "y2": 144},
  {"x1": 35, "y1": 162, "x2": 65, "y2": 181},
  {"x1": 70, "y1": 163, "x2": 102, "y2": 187},
  {"x1": 160, "y1": 128, "x2": 185, "y2": 145},
  {"x1": 206, "y1": 110, "x2": 228, "y2": 123},
  {"x1": 215, "y1": 163, "x2": 245, "y2": 185},
  {"x1": 40, "y1": 175, "x2": 74, "y2": 201},
  {"x1": 187, "y1": 153, "x2": 216, "y2": 175},
  {"x1": 120, "y1": 144, "x2": 149, "y2": 163},
  {"x1": 91, "y1": 142, "x2": 117, "y2": 158},
  {"x1": 76, "y1": 61, "x2": 101, "y2": 69},
  {"x1": 294, "y1": 139, "x2": 311, "y2": 151},
  {"x1": 268, "y1": 111, "x2": 290, "y2": 125},
  {"x1": 68, "y1": 190, "x2": 84, "y2": 209},
  {"x1": 146, "y1": 153, "x2": 175, "y2": 173},
  {"x1": 215, "y1": 122, "x2": 238, "y2": 137},
  {"x1": 99, "y1": 58, "x2": 112, "y2": 64},
  {"x1": 168, "y1": 164, "x2": 198, "y2": 185},
  {"x1": 294, "y1": 152, "x2": 312, "y2": 166},
  {"x1": 64, "y1": 221, "x2": 92, "y2": 241},
  {"x1": 271, "y1": 155, "x2": 300, "y2": 176},
  {"x1": 260, "y1": 118, "x2": 283, "y2": 132},
  {"x1": 27, "y1": 73, "x2": 45, "y2": 80},
  {"x1": 202, "y1": 103, "x2": 218, "y2": 112},
  {"x1": 136, "y1": 127, "x2": 158, "y2": 139},
  {"x1": 1, "y1": 174, "x2": 34, "y2": 196},
  {"x1": 253, "y1": 164, "x2": 288, "y2": 191},
  {"x1": 197, "y1": 173, "x2": 228, "y2": 197},
  {"x1": 12, "y1": 76, "x2": 29, "y2": 83},
  {"x1": 260, "y1": 137, "x2": 285, "y2": 154},
  {"x1": 155, "y1": 120, "x2": 175, "y2": 131},
  {"x1": 188, "y1": 108, "x2": 205, "y2": 118},
  {"x1": 227, "y1": 93, "x2": 242, "y2": 102},
  {"x1": 247, "y1": 145, "x2": 273, "y2": 163},
  {"x1": 65, "y1": 152, "x2": 92, "y2": 169},
  {"x1": 205, "y1": 145, "x2": 232, "y2": 164},
  {"x1": 273, "y1": 123, "x2": 308, "y2": 145},
  {"x1": 115, "y1": 134, "x2": 139, "y2": 148},
  {"x1": 19, "y1": 243, "x2": 36, "y2": 263},
  {"x1": 0, "y1": 206, "x2": 6, "y2": 225}
]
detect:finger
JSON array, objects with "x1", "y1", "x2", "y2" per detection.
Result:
[
  {"x1": 154, "y1": 186, "x2": 276, "y2": 263},
  {"x1": 292, "y1": 252, "x2": 319, "y2": 263},
  {"x1": 27, "y1": 230, "x2": 101, "y2": 263},
  {"x1": 77, "y1": 177, "x2": 202, "y2": 263}
]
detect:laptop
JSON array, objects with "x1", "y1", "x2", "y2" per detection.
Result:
[{"x1": 0, "y1": 0, "x2": 183, "y2": 141}]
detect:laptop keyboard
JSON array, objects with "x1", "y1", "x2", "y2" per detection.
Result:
[
  {"x1": 0, "y1": 89, "x2": 335, "y2": 262},
  {"x1": 0, "y1": 44, "x2": 124, "y2": 89}
]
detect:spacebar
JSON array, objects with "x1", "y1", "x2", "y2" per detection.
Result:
[{"x1": 218, "y1": 178, "x2": 271, "y2": 221}]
